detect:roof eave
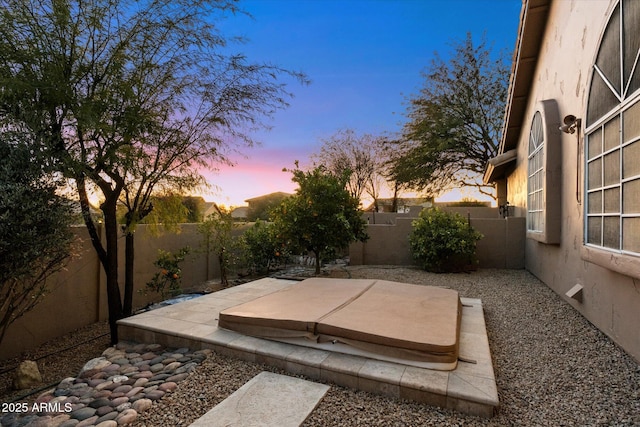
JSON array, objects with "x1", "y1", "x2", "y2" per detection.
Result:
[{"x1": 486, "y1": 0, "x2": 551, "y2": 183}]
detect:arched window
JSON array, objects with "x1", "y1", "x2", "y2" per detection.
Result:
[
  {"x1": 526, "y1": 100, "x2": 561, "y2": 244},
  {"x1": 528, "y1": 111, "x2": 544, "y2": 232},
  {"x1": 585, "y1": 0, "x2": 640, "y2": 255}
]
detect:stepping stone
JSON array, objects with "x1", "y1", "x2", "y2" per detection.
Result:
[{"x1": 189, "y1": 372, "x2": 329, "y2": 427}]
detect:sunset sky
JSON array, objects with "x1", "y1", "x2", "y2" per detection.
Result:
[{"x1": 200, "y1": 0, "x2": 522, "y2": 207}]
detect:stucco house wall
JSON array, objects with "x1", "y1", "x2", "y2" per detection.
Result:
[{"x1": 493, "y1": 0, "x2": 640, "y2": 362}]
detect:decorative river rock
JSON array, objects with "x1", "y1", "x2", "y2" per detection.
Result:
[{"x1": 0, "y1": 343, "x2": 210, "y2": 427}]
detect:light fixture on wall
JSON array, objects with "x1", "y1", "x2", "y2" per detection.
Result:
[
  {"x1": 558, "y1": 114, "x2": 583, "y2": 204},
  {"x1": 559, "y1": 115, "x2": 582, "y2": 134}
]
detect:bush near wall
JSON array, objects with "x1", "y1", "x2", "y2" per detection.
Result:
[{"x1": 409, "y1": 208, "x2": 483, "y2": 273}]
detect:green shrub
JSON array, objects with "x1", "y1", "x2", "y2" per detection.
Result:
[
  {"x1": 144, "y1": 247, "x2": 191, "y2": 298},
  {"x1": 242, "y1": 220, "x2": 289, "y2": 274},
  {"x1": 409, "y1": 208, "x2": 483, "y2": 273}
]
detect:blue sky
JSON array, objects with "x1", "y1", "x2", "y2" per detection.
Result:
[{"x1": 203, "y1": 0, "x2": 522, "y2": 206}]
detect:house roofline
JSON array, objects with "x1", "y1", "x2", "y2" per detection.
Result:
[
  {"x1": 244, "y1": 191, "x2": 292, "y2": 203},
  {"x1": 486, "y1": 0, "x2": 551, "y2": 183}
]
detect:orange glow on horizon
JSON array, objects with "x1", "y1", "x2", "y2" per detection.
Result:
[{"x1": 196, "y1": 147, "x2": 308, "y2": 207}]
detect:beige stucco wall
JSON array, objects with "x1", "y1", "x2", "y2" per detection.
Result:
[
  {"x1": 350, "y1": 218, "x2": 416, "y2": 266},
  {"x1": 4, "y1": 211, "x2": 526, "y2": 360},
  {"x1": 1, "y1": 224, "x2": 226, "y2": 360},
  {"x1": 506, "y1": 0, "x2": 640, "y2": 362},
  {"x1": 0, "y1": 228, "x2": 104, "y2": 361},
  {"x1": 350, "y1": 210, "x2": 525, "y2": 269}
]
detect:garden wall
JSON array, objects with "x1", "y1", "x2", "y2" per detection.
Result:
[
  {"x1": 2, "y1": 210, "x2": 524, "y2": 361},
  {"x1": 350, "y1": 208, "x2": 525, "y2": 269},
  {"x1": 1, "y1": 224, "x2": 229, "y2": 361}
]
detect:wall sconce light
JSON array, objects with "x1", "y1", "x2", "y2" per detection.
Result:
[
  {"x1": 558, "y1": 114, "x2": 584, "y2": 203},
  {"x1": 559, "y1": 115, "x2": 582, "y2": 134}
]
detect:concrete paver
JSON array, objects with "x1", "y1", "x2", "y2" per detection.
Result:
[{"x1": 188, "y1": 372, "x2": 329, "y2": 427}]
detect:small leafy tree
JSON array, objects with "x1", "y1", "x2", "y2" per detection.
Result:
[
  {"x1": 242, "y1": 220, "x2": 288, "y2": 274},
  {"x1": 144, "y1": 247, "x2": 191, "y2": 299},
  {"x1": 198, "y1": 205, "x2": 240, "y2": 286},
  {"x1": 0, "y1": 136, "x2": 75, "y2": 345},
  {"x1": 272, "y1": 164, "x2": 368, "y2": 274},
  {"x1": 182, "y1": 197, "x2": 207, "y2": 223},
  {"x1": 409, "y1": 208, "x2": 483, "y2": 273}
]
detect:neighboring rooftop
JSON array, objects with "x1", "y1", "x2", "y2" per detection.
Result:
[{"x1": 245, "y1": 192, "x2": 293, "y2": 204}]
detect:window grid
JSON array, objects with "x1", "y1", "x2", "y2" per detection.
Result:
[
  {"x1": 585, "y1": 0, "x2": 640, "y2": 256},
  {"x1": 586, "y1": 110, "x2": 640, "y2": 255},
  {"x1": 528, "y1": 112, "x2": 544, "y2": 233},
  {"x1": 528, "y1": 150, "x2": 544, "y2": 232}
]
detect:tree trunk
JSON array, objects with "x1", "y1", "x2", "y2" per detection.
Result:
[
  {"x1": 218, "y1": 249, "x2": 228, "y2": 286},
  {"x1": 77, "y1": 178, "x2": 107, "y2": 262},
  {"x1": 76, "y1": 177, "x2": 122, "y2": 343},
  {"x1": 123, "y1": 205, "x2": 153, "y2": 317},
  {"x1": 101, "y1": 199, "x2": 124, "y2": 345},
  {"x1": 123, "y1": 231, "x2": 135, "y2": 317},
  {"x1": 391, "y1": 182, "x2": 399, "y2": 213},
  {"x1": 314, "y1": 250, "x2": 321, "y2": 275}
]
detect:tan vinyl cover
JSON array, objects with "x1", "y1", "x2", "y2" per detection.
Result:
[
  {"x1": 218, "y1": 278, "x2": 376, "y2": 338},
  {"x1": 317, "y1": 280, "x2": 461, "y2": 358},
  {"x1": 218, "y1": 278, "x2": 461, "y2": 366}
]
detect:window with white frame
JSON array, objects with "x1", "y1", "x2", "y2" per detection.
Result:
[
  {"x1": 585, "y1": 0, "x2": 640, "y2": 255},
  {"x1": 526, "y1": 100, "x2": 562, "y2": 244},
  {"x1": 528, "y1": 111, "x2": 544, "y2": 233}
]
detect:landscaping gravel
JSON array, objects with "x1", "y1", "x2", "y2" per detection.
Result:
[{"x1": 2, "y1": 267, "x2": 640, "y2": 426}]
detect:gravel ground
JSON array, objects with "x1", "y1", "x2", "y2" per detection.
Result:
[{"x1": 2, "y1": 267, "x2": 640, "y2": 426}]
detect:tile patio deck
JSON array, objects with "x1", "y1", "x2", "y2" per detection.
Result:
[{"x1": 117, "y1": 277, "x2": 499, "y2": 418}]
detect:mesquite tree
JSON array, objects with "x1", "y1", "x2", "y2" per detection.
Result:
[
  {"x1": 0, "y1": 0, "x2": 306, "y2": 342},
  {"x1": 388, "y1": 34, "x2": 510, "y2": 199}
]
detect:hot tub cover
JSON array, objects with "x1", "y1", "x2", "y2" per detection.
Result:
[{"x1": 218, "y1": 278, "x2": 462, "y2": 370}]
